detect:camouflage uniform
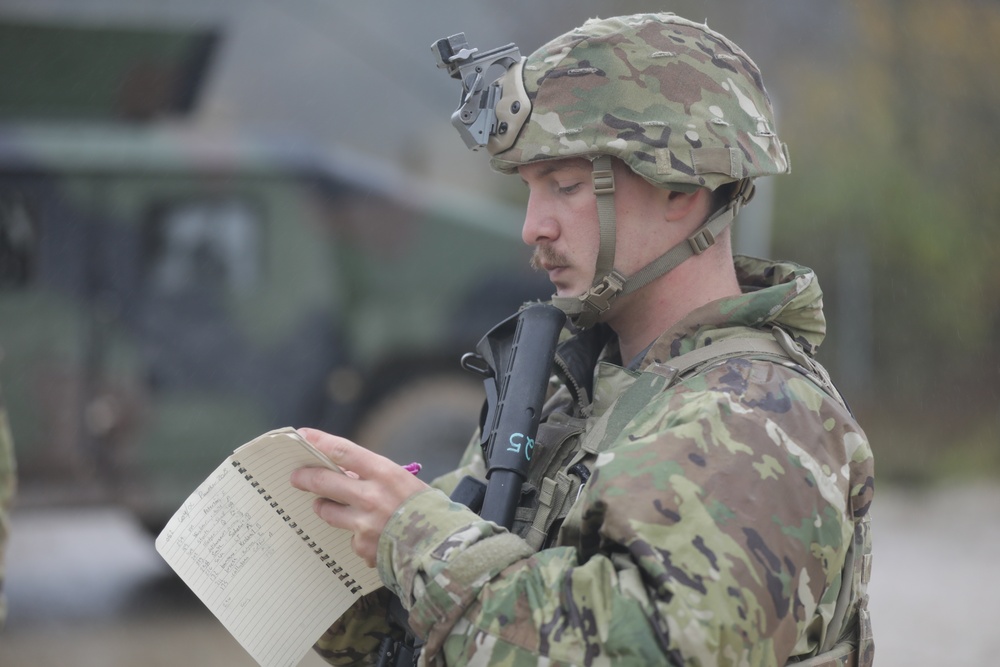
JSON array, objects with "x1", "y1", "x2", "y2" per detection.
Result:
[
  {"x1": 0, "y1": 381, "x2": 15, "y2": 629},
  {"x1": 315, "y1": 257, "x2": 874, "y2": 666},
  {"x1": 316, "y1": 13, "x2": 874, "y2": 666}
]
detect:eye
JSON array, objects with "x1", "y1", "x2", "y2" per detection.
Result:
[{"x1": 558, "y1": 182, "x2": 583, "y2": 195}]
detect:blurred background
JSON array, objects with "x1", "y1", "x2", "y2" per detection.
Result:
[{"x1": 0, "y1": 1, "x2": 997, "y2": 666}]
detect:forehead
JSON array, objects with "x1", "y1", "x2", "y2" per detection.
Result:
[{"x1": 517, "y1": 157, "x2": 593, "y2": 182}]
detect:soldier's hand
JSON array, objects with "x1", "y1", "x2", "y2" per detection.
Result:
[{"x1": 290, "y1": 428, "x2": 428, "y2": 567}]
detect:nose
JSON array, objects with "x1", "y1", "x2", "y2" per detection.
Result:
[{"x1": 521, "y1": 191, "x2": 558, "y2": 246}]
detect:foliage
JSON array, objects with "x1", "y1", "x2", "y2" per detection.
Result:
[
  {"x1": 773, "y1": 0, "x2": 1000, "y2": 385},
  {"x1": 767, "y1": 0, "x2": 1000, "y2": 481}
]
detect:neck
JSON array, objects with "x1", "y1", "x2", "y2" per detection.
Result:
[{"x1": 607, "y1": 250, "x2": 741, "y2": 364}]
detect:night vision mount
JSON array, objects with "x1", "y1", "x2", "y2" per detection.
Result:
[{"x1": 432, "y1": 33, "x2": 529, "y2": 152}]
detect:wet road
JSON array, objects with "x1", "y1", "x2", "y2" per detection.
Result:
[{"x1": 0, "y1": 485, "x2": 997, "y2": 667}]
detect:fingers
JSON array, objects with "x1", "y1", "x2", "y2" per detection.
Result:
[
  {"x1": 290, "y1": 464, "x2": 355, "y2": 505},
  {"x1": 313, "y1": 496, "x2": 350, "y2": 525},
  {"x1": 291, "y1": 427, "x2": 430, "y2": 566},
  {"x1": 298, "y1": 428, "x2": 389, "y2": 479}
]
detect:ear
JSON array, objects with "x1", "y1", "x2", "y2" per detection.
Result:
[{"x1": 664, "y1": 188, "x2": 710, "y2": 222}]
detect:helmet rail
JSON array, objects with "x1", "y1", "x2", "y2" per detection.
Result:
[{"x1": 431, "y1": 33, "x2": 529, "y2": 152}]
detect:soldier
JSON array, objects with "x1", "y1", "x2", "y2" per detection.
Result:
[{"x1": 291, "y1": 12, "x2": 874, "y2": 666}]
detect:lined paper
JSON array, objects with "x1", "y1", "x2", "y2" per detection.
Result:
[{"x1": 156, "y1": 428, "x2": 382, "y2": 667}]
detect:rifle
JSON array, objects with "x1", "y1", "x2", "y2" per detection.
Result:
[
  {"x1": 456, "y1": 303, "x2": 566, "y2": 527},
  {"x1": 376, "y1": 303, "x2": 565, "y2": 667}
]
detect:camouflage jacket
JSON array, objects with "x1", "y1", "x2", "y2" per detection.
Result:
[{"x1": 315, "y1": 257, "x2": 875, "y2": 666}]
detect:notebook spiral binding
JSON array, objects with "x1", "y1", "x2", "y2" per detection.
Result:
[{"x1": 233, "y1": 460, "x2": 362, "y2": 594}]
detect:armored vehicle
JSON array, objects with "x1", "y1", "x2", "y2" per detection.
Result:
[
  {"x1": 0, "y1": 18, "x2": 546, "y2": 528},
  {"x1": 0, "y1": 124, "x2": 545, "y2": 529}
]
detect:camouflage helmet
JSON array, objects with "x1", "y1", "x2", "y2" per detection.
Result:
[
  {"x1": 435, "y1": 14, "x2": 790, "y2": 328},
  {"x1": 488, "y1": 13, "x2": 790, "y2": 190}
]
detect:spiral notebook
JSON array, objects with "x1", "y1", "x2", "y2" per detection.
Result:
[{"x1": 155, "y1": 427, "x2": 383, "y2": 667}]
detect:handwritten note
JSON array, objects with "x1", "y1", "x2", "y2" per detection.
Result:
[{"x1": 155, "y1": 428, "x2": 383, "y2": 667}]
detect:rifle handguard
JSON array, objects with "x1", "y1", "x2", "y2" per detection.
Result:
[{"x1": 463, "y1": 303, "x2": 565, "y2": 528}]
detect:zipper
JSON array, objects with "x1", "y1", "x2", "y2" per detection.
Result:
[{"x1": 553, "y1": 351, "x2": 589, "y2": 415}]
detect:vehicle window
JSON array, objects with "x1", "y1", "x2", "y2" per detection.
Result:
[
  {"x1": 140, "y1": 197, "x2": 262, "y2": 391},
  {"x1": 144, "y1": 197, "x2": 260, "y2": 298},
  {"x1": 0, "y1": 193, "x2": 36, "y2": 289}
]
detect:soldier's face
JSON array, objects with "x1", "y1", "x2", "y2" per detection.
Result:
[
  {"x1": 519, "y1": 158, "x2": 601, "y2": 298},
  {"x1": 519, "y1": 158, "x2": 674, "y2": 300}
]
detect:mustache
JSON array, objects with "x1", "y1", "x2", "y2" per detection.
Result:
[{"x1": 530, "y1": 245, "x2": 570, "y2": 272}]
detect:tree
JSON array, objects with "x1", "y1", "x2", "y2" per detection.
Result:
[{"x1": 771, "y1": 0, "x2": 1000, "y2": 479}]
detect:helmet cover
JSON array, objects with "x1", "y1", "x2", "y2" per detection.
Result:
[{"x1": 489, "y1": 13, "x2": 790, "y2": 191}]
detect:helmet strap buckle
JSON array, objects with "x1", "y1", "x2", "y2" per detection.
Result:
[
  {"x1": 687, "y1": 227, "x2": 716, "y2": 255},
  {"x1": 587, "y1": 270, "x2": 625, "y2": 311},
  {"x1": 578, "y1": 270, "x2": 625, "y2": 327},
  {"x1": 591, "y1": 168, "x2": 616, "y2": 196}
]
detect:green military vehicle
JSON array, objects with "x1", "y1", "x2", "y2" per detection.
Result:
[
  {"x1": 0, "y1": 19, "x2": 546, "y2": 529},
  {"x1": 0, "y1": 125, "x2": 546, "y2": 530}
]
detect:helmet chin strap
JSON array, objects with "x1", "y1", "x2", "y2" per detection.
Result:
[{"x1": 551, "y1": 155, "x2": 756, "y2": 329}]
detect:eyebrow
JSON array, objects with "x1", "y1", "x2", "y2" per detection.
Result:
[
  {"x1": 535, "y1": 163, "x2": 564, "y2": 178},
  {"x1": 519, "y1": 162, "x2": 586, "y2": 185}
]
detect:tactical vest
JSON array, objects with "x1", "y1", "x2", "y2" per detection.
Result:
[{"x1": 509, "y1": 326, "x2": 873, "y2": 667}]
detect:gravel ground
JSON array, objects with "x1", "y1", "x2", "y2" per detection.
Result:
[
  {"x1": 865, "y1": 483, "x2": 1000, "y2": 666},
  {"x1": 0, "y1": 483, "x2": 996, "y2": 667}
]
